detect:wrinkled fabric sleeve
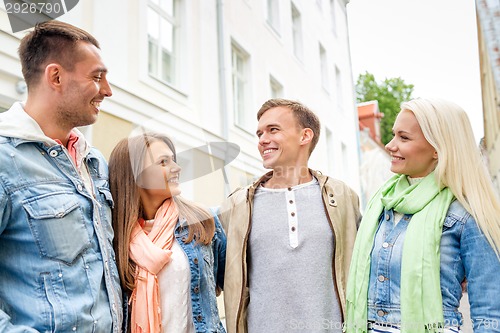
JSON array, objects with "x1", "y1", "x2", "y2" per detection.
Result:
[
  {"x1": 351, "y1": 188, "x2": 362, "y2": 229},
  {"x1": 461, "y1": 215, "x2": 500, "y2": 333},
  {"x1": 0, "y1": 182, "x2": 39, "y2": 332}
]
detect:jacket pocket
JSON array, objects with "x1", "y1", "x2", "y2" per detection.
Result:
[{"x1": 23, "y1": 192, "x2": 91, "y2": 264}]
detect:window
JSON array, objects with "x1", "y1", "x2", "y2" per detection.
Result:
[
  {"x1": 335, "y1": 65, "x2": 343, "y2": 111},
  {"x1": 270, "y1": 75, "x2": 283, "y2": 98},
  {"x1": 319, "y1": 43, "x2": 329, "y2": 92},
  {"x1": 326, "y1": 128, "x2": 335, "y2": 173},
  {"x1": 232, "y1": 43, "x2": 251, "y2": 131},
  {"x1": 147, "y1": 0, "x2": 179, "y2": 84},
  {"x1": 330, "y1": 0, "x2": 337, "y2": 35},
  {"x1": 266, "y1": 0, "x2": 280, "y2": 34},
  {"x1": 291, "y1": 4, "x2": 303, "y2": 61},
  {"x1": 341, "y1": 142, "x2": 348, "y2": 178}
]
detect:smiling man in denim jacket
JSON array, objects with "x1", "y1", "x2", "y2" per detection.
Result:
[{"x1": 0, "y1": 21, "x2": 122, "y2": 332}]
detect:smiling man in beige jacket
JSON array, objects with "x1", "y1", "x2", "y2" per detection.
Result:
[{"x1": 219, "y1": 98, "x2": 361, "y2": 333}]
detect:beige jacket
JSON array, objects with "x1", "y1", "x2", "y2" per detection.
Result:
[{"x1": 218, "y1": 170, "x2": 361, "y2": 333}]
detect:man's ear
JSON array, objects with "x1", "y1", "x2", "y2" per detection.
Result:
[
  {"x1": 300, "y1": 128, "x2": 314, "y2": 146},
  {"x1": 44, "y1": 64, "x2": 63, "y2": 91}
]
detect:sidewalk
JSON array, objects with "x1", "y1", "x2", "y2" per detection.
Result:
[{"x1": 460, "y1": 292, "x2": 472, "y2": 333}]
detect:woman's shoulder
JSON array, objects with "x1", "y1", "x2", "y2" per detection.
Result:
[
  {"x1": 442, "y1": 200, "x2": 474, "y2": 232},
  {"x1": 446, "y1": 200, "x2": 471, "y2": 222},
  {"x1": 446, "y1": 200, "x2": 474, "y2": 223},
  {"x1": 445, "y1": 200, "x2": 492, "y2": 243}
]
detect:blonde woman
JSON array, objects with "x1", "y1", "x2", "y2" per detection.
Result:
[
  {"x1": 109, "y1": 133, "x2": 226, "y2": 333},
  {"x1": 346, "y1": 98, "x2": 500, "y2": 333}
]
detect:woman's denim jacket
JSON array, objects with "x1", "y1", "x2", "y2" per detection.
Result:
[
  {"x1": 124, "y1": 214, "x2": 227, "y2": 333},
  {"x1": 368, "y1": 200, "x2": 500, "y2": 332},
  {"x1": 0, "y1": 136, "x2": 123, "y2": 332}
]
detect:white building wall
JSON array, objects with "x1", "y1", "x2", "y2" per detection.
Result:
[
  {"x1": 222, "y1": 0, "x2": 361, "y2": 192},
  {"x1": 0, "y1": 16, "x2": 26, "y2": 108},
  {"x1": 0, "y1": 0, "x2": 361, "y2": 203}
]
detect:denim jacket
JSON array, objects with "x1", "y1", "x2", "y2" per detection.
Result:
[
  {"x1": 0, "y1": 103, "x2": 123, "y2": 332},
  {"x1": 176, "y1": 214, "x2": 227, "y2": 332},
  {"x1": 124, "y1": 214, "x2": 227, "y2": 333},
  {"x1": 368, "y1": 200, "x2": 500, "y2": 332}
]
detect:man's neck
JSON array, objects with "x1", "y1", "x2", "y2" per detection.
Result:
[
  {"x1": 24, "y1": 98, "x2": 72, "y2": 145},
  {"x1": 263, "y1": 166, "x2": 313, "y2": 189}
]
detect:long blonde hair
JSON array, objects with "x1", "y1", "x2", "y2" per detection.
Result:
[
  {"x1": 109, "y1": 133, "x2": 215, "y2": 292},
  {"x1": 401, "y1": 97, "x2": 500, "y2": 256}
]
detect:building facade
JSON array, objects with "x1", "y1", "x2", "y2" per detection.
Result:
[
  {"x1": 0, "y1": 0, "x2": 361, "y2": 206},
  {"x1": 357, "y1": 101, "x2": 391, "y2": 208},
  {"x1": 476, "y1": 0, "x2": 500, "y2": 195}
]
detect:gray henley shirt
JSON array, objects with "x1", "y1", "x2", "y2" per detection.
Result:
[{"x1": 247, "y1": 178, "x2": 342, "y2": 333}]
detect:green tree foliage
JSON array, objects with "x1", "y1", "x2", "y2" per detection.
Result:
[{"x1": 356, "y1": 72, "x2": 415, "y2": 145}]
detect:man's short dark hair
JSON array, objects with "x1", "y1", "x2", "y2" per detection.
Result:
[
  {"x1": 257, "y1": 98, "x2": 321, "y2": 155},
  {"x1": 18, "y1": 20, "x2": 100, "y2": 88}
]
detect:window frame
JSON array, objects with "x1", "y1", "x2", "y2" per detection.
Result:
[
  {"x1": 319, "y1": 43, "x2": 330, "y2": 93},
  {"x1": 147, "y1": 0, "x2": 180, "y2": 86},
  {"x1": 291, "y1": 3, "x2": 303, "y2": 61},
  {"x1": 231, "y1": 43, "x2": 252, "y2": 132},
  {"x1": 269, "y1": 75, "x2": 283, "y2": 98},
  {"x1": 330, "y1": 0, "x2": 338, "y2": 35},
  {"x1": 266, "y1": 0, "x2": 281, "y2": 35},
  {"x1": 335, "y1": 65, "x2": 343, "y2": 112}
]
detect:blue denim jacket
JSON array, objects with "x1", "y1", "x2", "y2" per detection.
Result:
[
  {"x1": 0, "y1": 136, "x2": 123, "y2": 332},
  {"x1": 176, "y1": 214, "x2": 227, "y2": 332},
  {"x1": 367, "y1": 200, "x2": 500, "y2": 332}
]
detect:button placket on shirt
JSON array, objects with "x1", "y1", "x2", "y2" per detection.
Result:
[{"x1": 285, "y1": 188, "x2": 298, "y2": 248}]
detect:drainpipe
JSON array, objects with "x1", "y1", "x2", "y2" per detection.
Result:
[{"x1": 216, "y1": 0, "x2": 231, "y2": 196}]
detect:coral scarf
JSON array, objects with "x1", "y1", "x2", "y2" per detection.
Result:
[
  {"x1": 129, "y1": 199, "x2": 179, "y2": 333},
  {"x1": 345, "y1": 173, "x2": 454, "y2": 332}
]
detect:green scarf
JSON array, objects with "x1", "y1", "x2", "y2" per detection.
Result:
[{"x1": 345, "y1": 173, "x2": 454, "y2": 333}]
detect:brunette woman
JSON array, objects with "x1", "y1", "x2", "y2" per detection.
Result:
[{"x1": 109, "y1": 133, "x2": 226, "y2": 333}]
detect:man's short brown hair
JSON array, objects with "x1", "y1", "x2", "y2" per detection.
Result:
[
  {"x1": 257, "y1": 98, "x2": 321, "y2": 155},
  {"x1": 18, "y1": 20, "x2": 100, "y2": 88}
]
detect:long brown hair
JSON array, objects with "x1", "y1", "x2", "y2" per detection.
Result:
[{"x1": 109, "y1": 133, "x2": 215, "y2": 292}]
